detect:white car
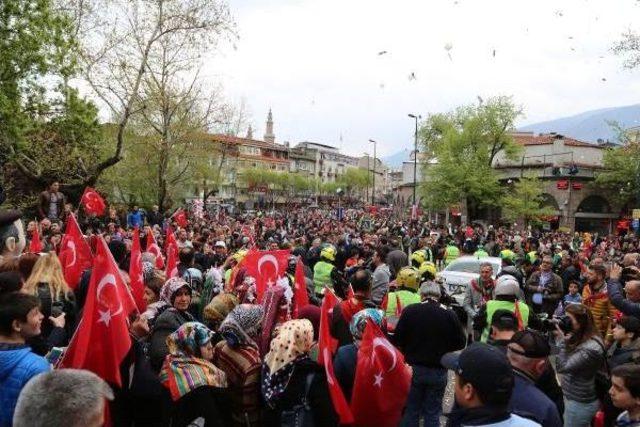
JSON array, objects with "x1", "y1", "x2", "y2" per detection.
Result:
[{"x1": 437, "y1": 256, "x2": 502, "y2": 304}]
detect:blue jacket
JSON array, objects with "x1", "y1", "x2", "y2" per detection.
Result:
[
  {"x1": 127, "y1": 210, "x2": 144, "y2": 228},
  {"x1": 0, "y1": 344, "x2": 50, "y2": 427},
  {"x1": 509, "y1": 369, "x2": 562, "y2": 427}
]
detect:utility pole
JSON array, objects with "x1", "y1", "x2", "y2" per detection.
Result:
[{"x1": 369, "y1": 139, "x2": 377, "y2": 204}]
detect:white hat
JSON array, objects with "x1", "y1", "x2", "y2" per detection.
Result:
[
  {"x1": 494, "y1": 278, "x2": 520, "y2": 297},
  {"x1": 214, "y1": 241, "x2": 226, "y2": 248}
]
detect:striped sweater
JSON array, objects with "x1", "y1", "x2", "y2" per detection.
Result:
[
  {"x1": 582, "y1": 283, "x2": 619, "y2": 339},
  {"x1": 213, "y1": 341, "x2": 261, "y2": 427}
]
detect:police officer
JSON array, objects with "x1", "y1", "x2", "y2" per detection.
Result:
[{"x1": 313, "y1": 244, "x2": 347, "y2": 299}]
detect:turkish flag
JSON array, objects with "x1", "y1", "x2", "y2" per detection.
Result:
[
  {"x1": 59, "y1": 213, "x2": 93, "y2": 289},
  {"x1": 145, "y1": 230, "x2": 164, "y2": 269},
  {"x1": 59, "y1": 236, "x2": 137, "y2": 387},
  {"x1": 317, "y1": 289, "x2": 353, "y2": 424},
  {"x1": 242, "y1": 249, "x2": 290, "y2": 302},
  {"x1": 165, "y1": 227, "x2": 178, "y2": 278},
  {"x1": 292, "y1": 258, "x2": 309, "y2": 318},
  {"x1": 80, "y1": 187, "x2": 106, "y2": 216},
  {"x1": 129, "y1": 227, "x2": 146, "y2": 312},
  {"x1": 171, "y1": 208, "x2": 188, "y2": 228},
  {"x1": 29, "y1": 223, "x2": 43, "y2": 253},
  {"x1": 350, "y1": 319, "x2": 412, "y2": 427}
]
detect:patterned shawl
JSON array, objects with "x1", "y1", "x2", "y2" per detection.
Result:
[
  {"x1": 219, "y1": 304, "x2": 264, "y2": 348},
  {"x1": 204, "y1": 293, "x2": 239, "y2": 326},
  {"x1": 159, "y1": 322, "x2": 227, "y2": 401}
]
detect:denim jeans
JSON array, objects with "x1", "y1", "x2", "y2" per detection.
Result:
[
  {"x1": 400, "y1": 365, "x2": 447, "y2": 427},
  {"x1": 563, "y1": 398, "x2": 599, "y2": 427}
]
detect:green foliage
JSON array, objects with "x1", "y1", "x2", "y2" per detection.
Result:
[
  {"x1": 501, "y1": 176, "x2": 556, "y2": 226},
  {"x1": 419, "y1": 96, "x2": 523, "y2": 211},
  {"x1": 596, "y1": 144, "x2": 640, "y2": 205}
]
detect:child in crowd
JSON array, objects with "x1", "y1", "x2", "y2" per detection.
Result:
[
  {"x1": 610, "y1": 364, "x2": 640, "y2": 427},
  {"x1": 553, "y1": 280, "x2": 583, "y2": 317}
]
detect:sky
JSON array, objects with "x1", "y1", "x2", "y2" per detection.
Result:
[{"x1": 202, "y1": 0, "x2": 640, "y2": 158}]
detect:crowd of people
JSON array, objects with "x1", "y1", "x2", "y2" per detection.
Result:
[{"x1": 2, "y1": 187, "x2": 640, "y2": 427}]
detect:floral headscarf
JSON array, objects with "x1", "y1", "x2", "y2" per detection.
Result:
[
  {"x1": 160, "y1": 277, "x2": 192, "y2": 305},
  {"x1": 204, "y1": 293, "x2": 239, "y2": 326},
  {"x1": 262, "y1": 319, "x2": 314, "y2": 407},
  {"x1": 349, "y1": 308, "x2": 384, "y2": 344},
  {"x1": 159, "y1": 322, "x2": 227, "y2": 401},
  {"x1": 219, "y1": 304, "x2": 264, "y2": 348}
]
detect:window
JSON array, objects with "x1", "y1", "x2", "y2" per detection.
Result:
[{"x1": 445, "y1": 261, "x2": 481, "y2": 274}]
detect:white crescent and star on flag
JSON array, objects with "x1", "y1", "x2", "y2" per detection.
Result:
[
  {"x1": 371, "y1": 337, "x2": 399, "y2": 388},
  {"x1": 96, "y1": 273, "x2": 123, "y2": 327}
]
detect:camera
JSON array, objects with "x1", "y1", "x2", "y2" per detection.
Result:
[{"x1": 541, "y1": 315, "x2": 573, "y2": 334}]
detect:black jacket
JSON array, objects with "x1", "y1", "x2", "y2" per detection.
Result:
[
  {"x1": 262, "y1": 359, "x2": 338, "y2": 427},
  {"x1": 149, "y1": 308, "x2": 195, "y2": 371},
  {"x1": 393, "y1": 299, "x2": 466, "y2": 367}
]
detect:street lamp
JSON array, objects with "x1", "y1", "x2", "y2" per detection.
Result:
[
  {"x1": 369, "y1": 139, "x2": 377, "y2": 204},
  {"x1": 408, "y1": 114, "x2": 421, "y2": 216}
]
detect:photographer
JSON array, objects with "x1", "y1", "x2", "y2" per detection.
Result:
[
  {"x1": 608, "y1": 263, "x2": 640, "y2": 319},
  {"x1": 554, "y1": 303, "x2": 606, "y2": 427}
]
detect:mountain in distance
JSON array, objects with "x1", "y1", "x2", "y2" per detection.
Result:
[
  {"x1": 381, "y1": 149, "x2": 410, "y2": 168},
  {"x1": 519, "y1": 103, "x2": 640, "y2": 143}
]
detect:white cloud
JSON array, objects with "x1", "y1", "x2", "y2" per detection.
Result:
[{"x1": 207, "y1": 0, "x2": 640, "y2": 157}]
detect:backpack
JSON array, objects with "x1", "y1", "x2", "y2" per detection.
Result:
[{"x1": 280, "y1": 372, "x2": 316, "y2": 427}]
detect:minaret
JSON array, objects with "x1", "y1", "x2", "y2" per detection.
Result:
[
  {"x1": 246, "y1": 125, "x2": 253, "y2": 139},
  {"x1": 264, "y1": 109, "x2": 275, "y2": 143}
]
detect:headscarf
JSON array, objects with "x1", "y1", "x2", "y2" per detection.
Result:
[
  {"x1": 160, "y1": 277, "x2": 192, "y2": 305},
  {"x1": 159, "y1": 322, "x2": 227, "y2": 401},
  {"x1": 204, "y1": 293, "x2": 239, "y2": 326},
  {"x1": 219, "y1": 304, "x2": 264, "y2": 348},
  {"x1": 262, "y1": 319, "x2": 314, "y2": 407},
  {"x1": 259, "y1": 284, "x2": 286, "y2": 356},
  {"x1": 264, "y1": 319, "x2": 313, "y2": 374},
  {"x1": 349, "y1": 308, "x2": 384, "y2": 344}
]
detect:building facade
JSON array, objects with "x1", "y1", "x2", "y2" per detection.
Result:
[{"x1": 292, "y1": 141, "x2": 359, "y2": 183}]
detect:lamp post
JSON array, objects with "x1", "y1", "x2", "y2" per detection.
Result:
[
  {"x1": 369, "y1": 139, "x2": 377, "y2": 204},
  {"x1": 408, "y1": 114, "x2": 421, "y2": 216}
]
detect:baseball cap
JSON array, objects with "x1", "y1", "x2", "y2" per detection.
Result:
[
  {"x1": 214, "y1": 241, "x2": 226, "y2": 248},
  {"x1": 441, "y1": 343, "x2": 514, "y2": 397},
  {"x1": 491, "y1": 309, "x2": 518, "y2": 330},
  {"x1": 508, "y1": 329, "x2": 550, "y2": 358}
]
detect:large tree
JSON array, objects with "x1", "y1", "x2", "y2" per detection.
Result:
[
  {"x1": 501, "y1": 176, "x2": 556, "y2": 228},
  {"x1": 0, "y1": 0, "x2": 108, "y2": 208},
  {"x1": 419, "y1": 96, "x2": 523, "y2": 220}
]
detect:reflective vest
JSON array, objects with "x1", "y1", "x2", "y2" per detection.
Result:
[
  {"x1": 313, "y1": 261, "x2": 334, "y2": 294},
  {"x1": 481, "y1": 299, "x2": 530, "y2": 342},
  {"x1": 527, "y1": 251, "x2": 537, "y2": 263},
  {"x1": 445, "y1": 245, "x2": 460, "y2": 265},
  {"x1": 385, "y1": 289, "x2": 421, "y2": 317},
  {"x1": 474, "y1": 249, "x2": 489, "y2": 258}
]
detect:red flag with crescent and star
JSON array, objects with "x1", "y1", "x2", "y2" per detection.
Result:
[
  {"x1": 171, "y1": 208, "x2": 188, "y2": 228},
  {"x1": 317, "y1": 289, "x2": 353, "y2": 424},
  {"x1": 59, "y1": 213, "x2": 93, "y2": 289},
  {"x1": 242, "y1": 249, "x2": 290, "y2": 302},
  {"x1": 129, "y1": 227, "x2": 146, "y2": 312},
  {"x1": 29, "y1": 222, "x2": 43, "y2": 253},
  {"x1": 292, "y1": 257, "x2": 309, "y2": 318},
  {"x1": 58, "y1": 236, "x2": 137, "y2": 387},
  {"x1": 80, "y1": 187, "x2": 106, "y2": 216},
  {"x1": 145, "y1": 229, "x2": 164, "y2": 269},
  {"x1": 165, "y1": 226, "x2": 179, "y2": 278},
  {"x1": 350, "y1": 319, "x2": 412, "y2": 427}
]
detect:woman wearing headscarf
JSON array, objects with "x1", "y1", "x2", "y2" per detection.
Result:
[
  {"x1": 262, "y1": 319, "x2": 338, "y2": 426},
  {"x1": 212, "y1": 304, "x2": 264, "y2": 426},
  {"x1": 203, "y1": 293, "x2": 239, "y2": 333},
  {"x1": 159, "y1": 322, "x2": 231, "y2": 427},
  {"x1": 297, "y1": 304, "x2": 321, "y2": 361},
  {"x1": 333, "y1": 308, "x2": 385, "y2": 402},
  {"x1": 149, "y1": 278, "x2": 195, "y2": 371}
]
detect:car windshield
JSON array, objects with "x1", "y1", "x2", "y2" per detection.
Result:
[{"x1": 446, "y1": 262, "x2": 481, "y2": 274}]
